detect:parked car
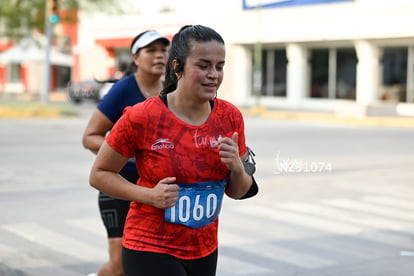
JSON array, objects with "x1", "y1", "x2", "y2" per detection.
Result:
[
  {"x1": 67, "y1": 80, "x2": 103, "y2": 103},
  {"x1": 98, "y1": 82, "x2": 114, "y2": 100}
]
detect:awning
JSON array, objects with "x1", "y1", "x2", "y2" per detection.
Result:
[{"x1": 0, "y1": 36, "x2": 73, "y2": 66}]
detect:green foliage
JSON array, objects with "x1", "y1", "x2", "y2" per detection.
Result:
[{"x1": 0, "y1": 0, "x2": 119, "y2": 42}]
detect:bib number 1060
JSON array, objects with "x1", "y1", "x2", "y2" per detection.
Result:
[{"x1": 169, "y1": 194, "x2": 218, "y2": 223}]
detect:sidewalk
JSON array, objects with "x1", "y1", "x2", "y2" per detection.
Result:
[
  {"x1": 0, "y1": 92, "x2": 78, "y2": 118},
  {"x1": 1, "y1": 92, "x2": 413, "y2": 128}
]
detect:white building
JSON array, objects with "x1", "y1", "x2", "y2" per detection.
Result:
[{"x1": 75, "y1": 0, "x2": 414, "y2": 116}]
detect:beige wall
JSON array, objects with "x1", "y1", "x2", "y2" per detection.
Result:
[{"x1": 75, "y1": 0, "x2": 414, "y2": 112}]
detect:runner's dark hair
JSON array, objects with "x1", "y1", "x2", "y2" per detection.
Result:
[{"x1": 161, "y1": 25, "x2": 225, "y2": 95}]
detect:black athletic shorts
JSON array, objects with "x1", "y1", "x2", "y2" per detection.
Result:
[
  {"x1": 98, "y1": 169, "x2": 139, "y2": 238},
  {"x1": 122, "y1": 247, "x2": 218, "y2": 276}
]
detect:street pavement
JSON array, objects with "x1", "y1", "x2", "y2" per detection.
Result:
[{"x1": 0, "y1": 102, "x2": 413, "y2": 276}]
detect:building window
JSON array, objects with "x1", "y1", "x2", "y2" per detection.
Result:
[
  {"x1": 253, "y1": 48, "x2": 287, "y2": 97},
  {"x1": 336, "y1": 49, "x2": 357, "y2": 100},
  {"x1": 115, "y1": 49, "x2": 132, "y2": 73},
  {"x1": 310, "y1": 48, "x2": 356, "y2": 99},
  {"x1": 6, "y1": 63, "x2": 21, "y2": 83},
  {"x1": 56, "y1": 66, "x2": 71, "y2": 89},
  {"x1": 381, "y1": 47, "x2": 407, "y2": 102},
  {"x1": 310, "y1": 49, "x2": 329, "y2": 98}
]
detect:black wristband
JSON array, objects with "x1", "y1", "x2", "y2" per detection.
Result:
[{"x1": 239, "y1": 176, "x2": 258, "y2": 199}]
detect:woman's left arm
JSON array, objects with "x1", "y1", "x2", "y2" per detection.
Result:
[{"x1": 218, "y1": 132, "x2": 253, "y2": 199}]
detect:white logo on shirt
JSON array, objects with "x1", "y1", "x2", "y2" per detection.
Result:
[
  {"x1": 151, "y1": 138, "x2": 175, "y2": 150},
  {"x1": 194, "y1": 129, "x2": 223, "y2": 148}
]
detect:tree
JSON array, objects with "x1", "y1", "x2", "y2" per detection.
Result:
[{"x1": 0, "y1": 0, "x2": 121, "y2": 42}]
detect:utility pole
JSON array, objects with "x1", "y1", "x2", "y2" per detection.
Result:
[
  {"x1": 253, "y1": 3, "x2": 263, "y2": 107},
  {"x1": 42, "y1": 0, "x2": 59, "y2": 104}
]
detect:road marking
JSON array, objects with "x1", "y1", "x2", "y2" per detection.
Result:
[
  {"x1": 219, "y1": 231, "x2": 335, "y2": 269},
  {"x1": 236, "y1": 204, "x2": 364, "y2": 235},
  {"x1": 3, "y1": 222, "x2": 106, "y2": 263},
  {"x1": 275, "y1": 201, "x2": 414, "y2": 249},
  {"x1": 239, "y1": 199, "x2": 414, "y2": 248},
  {"x1": 322, "y1": 198, "x2": 414, "y2": 223},
  {"x1": 0, "y1": 243, "x2": 52, "y2": 269},
  {"x1": 362, "y1": 195, "x2": 414, "y2": 211},
  {"x1": 333, "y1": 181, "x2": 414, "y2": 201},
  {"x1": 220, "y1": 206, "x2": 322, "y2": 242},
  {"x1": 358, "y1": 230, "x2": 414, "y2": 250},
  {"x1": 400, "y1": 251, "x2": 414, "y2": 257},
  {"x1": 0, "y1": 243, "x2": 81, "y2": 276},
  {"x1": 66, "y1": 217, "x2": 106, "y2": 237},
  {"x1": 279, "y1": 201, "x2": 414, "y2": 231},
  {"x1": 217, "y1": 255, "x2": 273, "y2": 275}
]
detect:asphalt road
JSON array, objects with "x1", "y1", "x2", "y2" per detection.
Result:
[{"x1": 0, "y1": 103, "x2": 413, "y2": 276}]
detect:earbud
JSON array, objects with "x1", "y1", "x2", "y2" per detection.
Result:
[{"x1": 172, "y1": 58, "x2": 182, "y2": 74}]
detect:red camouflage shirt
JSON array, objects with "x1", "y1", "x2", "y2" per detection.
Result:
[{"x1": 106, "y1": 96, "x2": 247, "y2": 259}]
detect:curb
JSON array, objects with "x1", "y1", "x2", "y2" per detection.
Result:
[
  {"x1": 0, "y1": 92, "x2": 78, "y2": 118},
  {"x1": 1, "y1": 98, "x2": 413, "y2": 128},
  {"x1": 0, "y1": 101, "x2": 78, "y2": 119},
  {"x1": 242, "y1": 106, "x2": 414, "y2": 129}
]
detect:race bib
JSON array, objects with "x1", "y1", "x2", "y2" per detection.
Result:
[{"x1": 164, "y1": 179, "x2": 227, "y2": 229}]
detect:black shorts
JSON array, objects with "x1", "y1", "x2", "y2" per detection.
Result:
[
  {"x1": 98, "y1": 170, "x2": 138, "y2": 238},
  {"x1": 122, "y1": 247, "x2": 218, "y2": 276}
]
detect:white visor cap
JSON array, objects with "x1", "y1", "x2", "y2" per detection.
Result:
[{"x1": 131, "y1": 31, "x2": 170, "y2": 54}]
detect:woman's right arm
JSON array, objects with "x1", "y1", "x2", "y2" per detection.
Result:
[
  {"x1": 89, "y1": 141, "x2": 179, "y2": 208},
  {"x1": 82, "y1": 109, "x2": 114, "y2": 154}
]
